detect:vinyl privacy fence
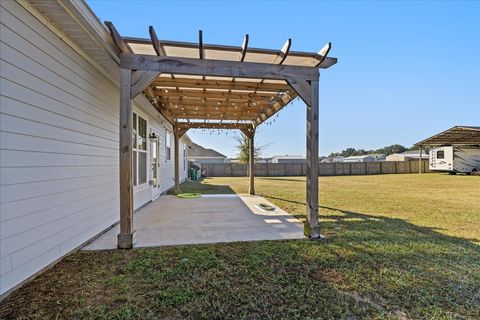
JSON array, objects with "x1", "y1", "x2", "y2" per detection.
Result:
[{"x1": 201, "y1": 160, "x2": 431, "y2": 177}]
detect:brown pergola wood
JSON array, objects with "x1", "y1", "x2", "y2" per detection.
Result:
[
  {"x1": 144, "y1": 87, "x2": 175, "y2": 124},
  {"x1": 254, "y1": 93, "x2": 296, "y2": 126},
  {"x1": 272, "y1": 38, "x2": 292, "y2": 65},
  {"x1": 287, "y1": 79, "x2": 311, "y2": 106},
  {"x1": 131, "y1": 71, "x2": 160, "y2": 98},
  {"x1": 304, "y1": 79, "x2": 320, "y2": 239},
  {"x1": 155, "y1": 88, "x2": 278, "y2": 100},
  {"x1": 176, "y1": 128, "x2": 189, "y2": 139},
  {"x1": 118, "y1": 68, "x2": 135, "y2": 249},
  {"x1": 159, "y1": 97, "x2": 273, "y2": 108},
  {"x1": 240, "y1": 34, "x2": 249, "y2": 62},
  {"x1": 173, "y1": 114, "x2": 256, "y2": 121},
  {"x1": 315, "y1": 42, "x2": 332, "y2": 67},
  {"x1": 111, "y1": 22, "x2": 335, "y2": 248},
  {"x1": 176, "y1": 122, "x2": 253, "y2": 130},
  {"x1": 152, "y1": 78, "x2": 290, "y2": 92},
  {"x1": 122, "y1": 36, "x2": 337, "y2": 68},
  {"x1": 248, "y1": 129, "x2": 255, "y2": 195},
  {"x1": 105, "y1": 21, "x2": 131, "y2": 54},
  {"x1": 120, "y1": 54, "x2": 319, "y2": 81},
  {"x1": 173, "y1": 125, "x2": 181, "y2": 194},
  {"x1": 149, "y1": 26, "x2": 166, "y2": 56}
]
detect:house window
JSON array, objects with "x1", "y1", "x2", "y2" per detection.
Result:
[
  {"x1": 133, "y1": 113, "x2": 147, "y2": 186},
  {"x1": 437, "y1": 150, "x2": 444, "y2": 159},
  {"x1": 166, "y1": 131, "x2": 171, "y2": 161},
  {"x1": 183, "y1": 144, "x2": 187, "y2": 171}
]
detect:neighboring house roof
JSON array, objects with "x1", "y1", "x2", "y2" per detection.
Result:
[
  {"x1": 272, "y1": 155, "x2": 305, "y2": 160},
  {"x1": 415, "y1": 126, "x2": 480, "y2": 146},
  {"x1": 344, "y1": 155, "x2": 374, "y2": 160},
  {"x1": 188, "y1": 143, "x2": 227, "y2": 158},
  {"x1": 398, "y1": 150, "x2": 429, "y2": 155},
  {"x1": 386, "y1": 151, "x2": 428, "y2": 159}
]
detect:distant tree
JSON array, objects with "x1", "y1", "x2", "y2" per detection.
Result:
[
  {"x1": 379, "y1": 144, "x2": 407, "y2": 155},
  {"x1": 355, "y1": 149, "x2": 368, "y2": 156},
  {"x1": 327, "y1": 144, "x2": 412, "y2": 158},
  {"x1": 341, "y1": 148, "x2": 357, "y2": 157},
  {"x1": 234, "y1": 133, "x2": 263, "y2": 164}
]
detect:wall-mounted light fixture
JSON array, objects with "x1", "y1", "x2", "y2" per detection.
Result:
[{"x1": 149, "y1": 132, "x2": 158, "y2": 140}]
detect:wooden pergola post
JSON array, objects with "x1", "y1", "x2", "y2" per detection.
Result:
[
  {"x1": 418, "y1": 145, "x2": 423, "y2": 174},
  {"x1": 118, "y1": 68, "x2": 135, "y2": 249},
  {"x1": 305, "y1": 79, "x2": 320, "y2": 238},
  {"x1": 174, "y1": 124, "x2": 181, "y2": 194},
  {"x1": 249, "y1": 130, "x2": 255, "y2": 195},
  {"x1": 287, "y1": 77, "x2": 320, "y2": 239}
]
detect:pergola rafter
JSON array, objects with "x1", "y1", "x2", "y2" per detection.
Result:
[{"x1": 105, "y1": 21, "x2": 337, "y2": 249}]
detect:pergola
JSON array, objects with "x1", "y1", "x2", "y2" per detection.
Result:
[
  {"x1": 415, "y1": 126, "x2": 480, "y2": 174},
  {"x1": 105, "y1": 22, "x2": 337, "y2": 249}
]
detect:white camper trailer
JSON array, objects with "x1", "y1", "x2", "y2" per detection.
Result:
[{"x1": 429, "y1": 146, "x2": 480, "y2": 175}]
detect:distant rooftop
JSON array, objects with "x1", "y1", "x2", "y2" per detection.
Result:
[
  {"x1": 272, "y1": 155, "x2": 305, "y2": 159},
  {"x1": 189, "y1": 143, "x2": 227, "y2": 158}
]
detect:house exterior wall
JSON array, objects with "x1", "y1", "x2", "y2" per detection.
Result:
[{"x1": 0, "y1": 1, "x2": 187, "y2": 296}]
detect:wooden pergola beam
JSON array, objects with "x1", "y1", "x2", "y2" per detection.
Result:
[
  {"x1": 120, "y1": 54, "x2": 319, "y2": 81},
  {"x1": 176, "y1": 122, "x2": 253, "y2": 130},
  {"x1": 152, "y1": 78, "x2": 289, "y2": 92},
  {"x1": 315, "y1": 42, "x2": 332, "y2": 67},
  {"x1": 105, "y1": 21, "x2": 131, "y2": 54},
  {"x1": 155, "y1": 88, "x2": 280, "y2": 100},
  {"x1": 159, "y1": 96, "x2": 274, "y2": 106},
  {"x1": 131, "y1": 71, "x2": 160, "y2": 98},
  {"x1": 149, "y1": 25, "x2": 166, "y2": 56},
  {"x1": 240, "y1": 34, "x2": 249, "y2": 62},
  {"x1": 272, "y1": 38, "x2": 292, "y2": 65},
  {"x1": 254, "y1": 92, "x2": 296, "y2": 126},
  {"x1": 172, "y1": 114, "x2": 258, "y2": 121}
]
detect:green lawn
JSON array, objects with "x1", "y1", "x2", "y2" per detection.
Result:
[{"x1": 1, "y1": 174, "x2": 479, "y2": 319}]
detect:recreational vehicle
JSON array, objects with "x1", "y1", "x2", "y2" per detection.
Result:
[{"x1": 429, "y1": 146, "x2": 480, "y2": 175}]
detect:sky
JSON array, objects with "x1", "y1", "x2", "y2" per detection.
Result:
[{"x1": 88, "y1": 0, "x2": 480, "y2": 157}]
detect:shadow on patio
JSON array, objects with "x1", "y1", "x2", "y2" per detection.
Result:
[{"x1": 2, "y1": 201, "x2": 478, "y2": 319}]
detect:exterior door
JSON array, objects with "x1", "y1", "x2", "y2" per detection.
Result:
[{"x1": 151, "y1": 131, "x2": 160, "y2": 199}]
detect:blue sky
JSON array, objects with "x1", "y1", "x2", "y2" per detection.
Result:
[{"x1": 88, "y1": 0, "x2": 480, "y2": 157}]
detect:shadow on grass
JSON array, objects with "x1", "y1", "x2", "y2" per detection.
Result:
[
  {"x1": 2, "y1": 188, "x2": 479, "y2": 319},
  {"x1": 168, "y1": 178, "x2": 236, "y2": 194}
]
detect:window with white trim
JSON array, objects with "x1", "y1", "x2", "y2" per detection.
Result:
[
  {"x1": 183, "y1": 144, "x2": 187, "y2": 171},
  {"x1": 133, "y1": 113, "x2": 147, "y2": 186},
  {"x1": 166, "y1": 131, "x2": 172, "y2": 161}
]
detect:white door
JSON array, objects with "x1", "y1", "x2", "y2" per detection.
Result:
[{"x1": 151, "y1": 131, "x2": 160, "y2": 200}]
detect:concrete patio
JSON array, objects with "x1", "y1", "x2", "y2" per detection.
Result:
[{"x1": 83, "y1": 194, "x2": 305, "y2": 250}]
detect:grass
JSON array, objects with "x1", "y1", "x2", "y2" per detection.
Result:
[{"x1": 1, "y1": 174, "x2": 479, "y2": 319}]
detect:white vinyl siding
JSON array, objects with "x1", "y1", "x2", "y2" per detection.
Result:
[
  {"x1": 0, "y1": 0, "x2": 189, "y2": 296},
  {"x1": 0, "y1": 1, "x2": 120, "y2": 295}
]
